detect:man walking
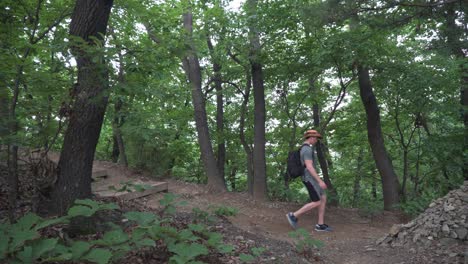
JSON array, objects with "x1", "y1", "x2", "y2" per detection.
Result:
[{"x1": 286, "y1": 130, "x2": 332, "y2": 232}]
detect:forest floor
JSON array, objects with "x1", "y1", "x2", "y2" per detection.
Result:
[{"x1": 87, "y1": 159, "x2": 437, "y2": 264}]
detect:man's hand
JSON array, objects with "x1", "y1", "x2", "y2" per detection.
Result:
[{"x1": 319, "y1": 180, "x2": 328, "y2": 190}]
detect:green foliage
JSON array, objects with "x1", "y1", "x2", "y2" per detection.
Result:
[
  {"x1": 168, "y1": 243, "x2": 208, "y2": 264},
  {"x1": 192, "y1": 207, "x2": 217, "y2": 224},
  {"x1": 239, "y1": 247, "x2": 266, "y2": 263},
  {"x1": 0, "y1": 195, "x2": 239, "y2": 264},
  {"x1": 288, "y1": 228, "x2": 323, "y2": 253},
  {"x1": 400, "y1": 190, "x2": 439, "y2": 217},
  {"x1": 159, "y1": 193, "x2": 188, "y2": 216},
  {"x1": 210, "y1": 205, "x2": 238, "y2": 217},
  {"x1": 0, "y1": 199, "x2": 119, "y2": 264}
]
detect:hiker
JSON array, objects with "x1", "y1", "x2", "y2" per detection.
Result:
[{"x1": 286, "y1": 129, "x2": 332, "y2": 232}]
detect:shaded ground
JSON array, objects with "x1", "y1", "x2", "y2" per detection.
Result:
[{"x1": 89, "y1": 159, "x2": 431, "y2": 264}]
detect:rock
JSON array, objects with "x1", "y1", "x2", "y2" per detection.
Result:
[
  {"x1": 402, "y1": 221, "x2": 416, "y2": 228},
  {"x1": 377, "y1": 181, "x2": 467, "y2": 260},
  {"x1": 454, "y1": 228, "x2": 467, "y2": 240},
  {"x1": 439, "y1": 238, "x2": 458, "y2": 247},
  {"x1": 442, "y1": 224, "x2": 450, "y2": 234},
  {"x1": 376, "y1": 235, "x2": 390, "y2": 245},
  {"x1": 389, "y1": 224, "x2": 402, "y2": 236},
  {"x1": 444, "y1": 204, "x2": 455, "y2": 212}
]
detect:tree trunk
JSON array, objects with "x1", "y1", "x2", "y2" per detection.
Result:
[
  {"x1": 182, "y1": 11, "x2": 226, "y2": 192},
  {"x1": 445, "y1": 5, "x2": 467, "y2": 180},
  {"x1": 111, "y1": 47, "x2": 128, "y2": 166},
  {"x1": 240, "y1": 72, "x2": 254, "y2": 195},
  {"x1": 401, "y1": 150, "x2": 408, "y2": 200},
  {"x1": 112, "y1": 98, "x2": 127, "y2": 166},
  {"x1": 371, "y1": 170, "x2": 377, "y2": 200},
  {"x1": 207, "y1": 37, "x2": 226, "y2": 183},
  {"x1": 6, "y1": 47, "x2": 29, "y2": 221},
  {"x1": 111, "y1": 135, "x2": 119, "y2": 163},
  {"x1": 49, "y1": 0, "x2": 114, "y2": 216},
  {"x1": 310, "y1": 79, "x2": 338, "y2": 205},
  {"x1": 247, "y1": 0, "x2": 267, "y2": 201},
  {"x1": 353, "y1": 148, "x2": 364, "y2": 207},
  {"x1": 357, "y1": 65, "x2": 400, "y2": 211}
]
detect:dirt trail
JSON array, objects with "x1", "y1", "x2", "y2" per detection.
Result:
[{"x1": 90, "y1": 159, "x2": 415, "y2": 264}]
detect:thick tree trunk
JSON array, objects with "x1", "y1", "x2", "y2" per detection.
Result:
[
  {"x1": 49, "y1": 0, "x2": 113, "y2": 216},
  {"x1": 358, "y1": 65, "x2": 400, "y2": 211},
  {"x1": 182, "y1": 12, "x2": 226, "y2": 192},
  {"x1": 247, "y1": 0, "x2": 267, "y2": 201}
]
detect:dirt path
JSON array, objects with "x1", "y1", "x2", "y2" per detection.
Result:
[{"x1": 90, "y1": 160, "x2": 415, "y2": 264}]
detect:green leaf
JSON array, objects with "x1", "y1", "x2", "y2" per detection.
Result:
[
  {"x1": 206, "y1": 232, "x2": 222, "y2": 247},
  {"x1": 188, "y1": 224, "x2": 205, "y2": 233},
  {"x1": 9, "y1": 230, "x2": 40, "y2": 251},
  {"x1": 135, "y1": 238, "x2": 155, "y2": 248},
  {"x1": 35, "y1": 216, "x2": 69, "y2": 230},
  {"x1": 178, "y1": 229, "x2": 198, "y2": 242},
  {"x1": 100, "y1": 229, "x2": 129, "y2": 246},
  {"x1": 31, "y1": 238, "x2": 58, "y2": 259},
  {"x1": 82, "y1": 248, "x2": 112, "y2": 264},
  {"x1": 131, "y1": 227, "x2": 147, "y2": 241},
  {"x1": 216, "y1": 244, "x2": 234, "y2": 254},
  {"x1": 159, "y1": 193, "x2": 177, "y2": 206},
  {"x1": 45, "y1": 244, "x2": 73, "y2": 262},
  {"x1": 67, "y1": 205, "x2": 95, "y2": 217},
  {"x1": 239, "y1": 253, "x2": 255, "y2": 262},
  {"x1": 124, "y1": 211, "x2": 157, "y2": 225},
  {"x1": 168, "y1": 243, "x2": 208, "y2": 260},
  {"x1": 14, "y1": 213, "x2": 42, "y2": 231},
  {"x1": 71, "y1": 241, "x2": 92, "y2": 260},
  {"x1": 74, "y1": 199, "x2": 99, "y2": 208},
  {"x1": 16, "y1": 246, "x2": 33, "y2": 263},
  {"x1": 251, "y1": 247, "x2": 266, "y2": 256}
]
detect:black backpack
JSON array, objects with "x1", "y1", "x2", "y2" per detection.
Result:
[{"x1": 286, "y1": 144, "x2": 308, "y2": 180}]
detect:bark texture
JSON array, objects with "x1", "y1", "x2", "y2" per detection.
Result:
[
  {"x1": 50, "y1": 0, "x2": 114, "y2": 215},
  {"x1": 358, "y1": 65, "x2": 400, "y2": 211},
  {"x1": 182, "y1": 12, "x2": 226, "y2": 192}
]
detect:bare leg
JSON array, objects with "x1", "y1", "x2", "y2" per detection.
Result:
[
  {"x1": 318, "y1": 194, "x2": 327, "y2": 225},
  {"x1": 293, "y1": 200, "x2": 321, "y2": 218}
]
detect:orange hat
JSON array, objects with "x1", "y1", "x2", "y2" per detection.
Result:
[{"x1": 303, "y1": 129, "x2": 322, "y2": 139}]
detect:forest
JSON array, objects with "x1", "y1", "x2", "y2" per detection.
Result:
[{"x1": 0, "y1": 0, "x2": 466, "y2": 263}]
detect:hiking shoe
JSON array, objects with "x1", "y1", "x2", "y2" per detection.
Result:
[
  {"x1": 286, "y1": 212, "x2": 298, "y2": 229},
  {"x1": 315, "y1": 224, "x2": 332, "y2": 232}
]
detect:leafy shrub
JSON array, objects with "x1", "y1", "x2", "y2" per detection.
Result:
[
  {"x1": 210, "y1": 205, "x2": 238, "y2": 217},
  {"x1": 239, "y1": 247, "x2": 266, "y2": 263},
  {"x1": 0, "y1": 195, "x2": 235, "y2": 264},
  {"x1": 288, "y1": 228, "x2": 323, "y2": 254}
]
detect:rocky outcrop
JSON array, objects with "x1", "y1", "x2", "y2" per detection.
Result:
[{"x1": 377, "y1": 181, "x2": 468, "y2": 263}]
